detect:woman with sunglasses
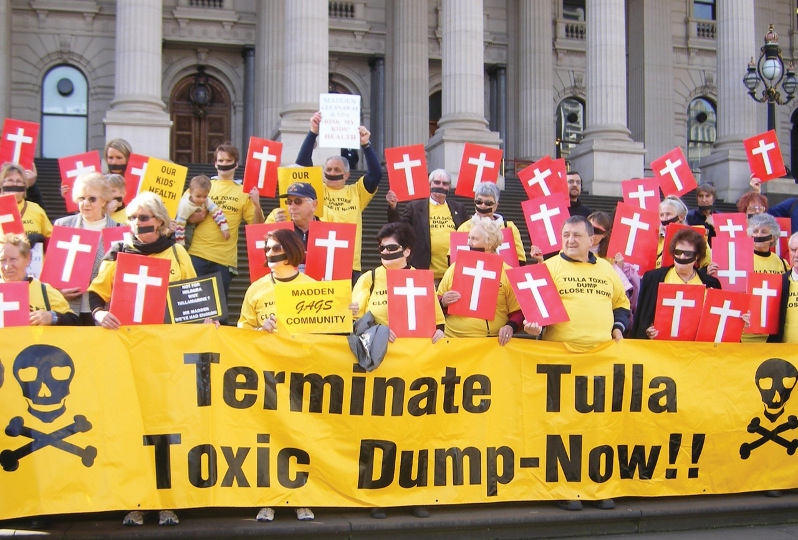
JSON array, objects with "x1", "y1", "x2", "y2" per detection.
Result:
[
  {"x1": 455, "y1": 182, "x2": 526, "y2": 264},
  {"x1": 53, "y1": 172, "x2": 123, "y2": 324},
  {"x1": 632, "y1": 227, "x2": 721, "y2": 339},
  {"x1": 351, "y1": 222, "x2": 445, "y2": 344},
  {"x1": 238, "y1": 228, "x2": 315, "y2": 333},
  {"x1": 88, "y1": 191, "x2": 196, "y2": 332}
]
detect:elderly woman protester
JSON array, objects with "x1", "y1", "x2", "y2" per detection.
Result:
[
  {"x1": 88, "y1": 192, "x2": 195, "y2": 331},
  {"x1": 657, "y1": 195, "x2": 711, "y2": 269},
  {"x1": 437, "y1": 217, "x2": 522, "y2": 345},
  {"x1": 238, "y1": 228, "x2": 315, "y2": 333},
  {"x1": 632, "y1": 227, "x2": 721, "y2": 339},
  {"x1": 351, "y1": 222, "x2": 445, "y2": 343},
  {"x1": 737, "y1": 190, "x2": 768, "y2": 219},
  {"x1": 0, "y1": 162, "x2": 52, "y2": 247},
  {"x1": 456, "y1": 182, "x2": 526, "y2": 264},
  {"x1": 0, "y1": 233, "x2": 79, "y2": 326},
  {"x1": 54, "y1": 172, "x2": 122, "y2": 325}
]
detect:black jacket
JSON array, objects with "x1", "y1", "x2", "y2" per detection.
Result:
[
  {"x1": 767, "y1": 272, "x2": 792, "y2": 343},
  {"x1": 387, "y1": 198, "x2": 467, "y2": 270},
  {"x1": 631, "y1": 265, "x2": 721, "y2": 339}
]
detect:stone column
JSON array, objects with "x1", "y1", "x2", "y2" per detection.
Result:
[
  {"x1": 699, "y1": 0, "x2": 758, "y2": 201},
  {"x1": 390, "y1": 0, "x2": 429, "y2": 147},
  {"x1": 103, "y1": 0, "x2": 172, "y2": 160},
  {"x1": 369, "y1": 56, "x2": 385, "y2": 156},
  {"x1": 242, "y1": 47, "x2": 255, "y2": 158},
  {"x1": 255, "y1": 0, "x2": 283, "y2": 143},
  {"x1": 489, "y1": 66, "x2": 507, "y2": 144},
  {"x1": 427, "y1": 0, "x2": 500, "y2": 181},
  {"x1": 627, "y1": 0, "x2": 674, "y2": 169},
  {"x1": 0, "y1": 0, "x2": 10, "y2": 121},
  {"x1": 276, "y1": 0, "x2": 329, "y2": 164},
  {"x1": 516, "y1": 0, "x2": 553, "y2": 161},
  {"x1": 568, "y1": 0, "x2": 644, "y2": 196}
]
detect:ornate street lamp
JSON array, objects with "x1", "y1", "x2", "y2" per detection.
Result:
[
  {"x1": 743, "y1": 24, "x2": 797, "y2": 131},
  {"x1": 189, "y1": 66, "x2": 213, "y2": 118}
]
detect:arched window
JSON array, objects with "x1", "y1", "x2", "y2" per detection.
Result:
[
  {"x1": 555, "y1": 97, "x2": 584, "y2": 159},
  {"x1": 41, "y1": 65, "x2": 88, "y2": 158},
  {"x1": 686, "y1": 97, "x2": 716, "y2": 173}
]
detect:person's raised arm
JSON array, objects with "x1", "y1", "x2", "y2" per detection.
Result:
[{"x1": 296, "y1": 111, "x2": 321, "y2": 167}]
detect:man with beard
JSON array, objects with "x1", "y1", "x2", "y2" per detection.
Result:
[{"x1": 566, "y1": 170, "x2": 592, "y2": 218}]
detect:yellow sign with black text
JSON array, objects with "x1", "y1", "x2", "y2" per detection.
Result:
[
  {"x1": 137, "y1": 157, "x2": 187, "y2": 218},
  {"x1": 0, "y1": 326, "x2": 797, "y2": 520},
  {"x1": 273, "y1": 279, "x2": 351, "y2": 334}
]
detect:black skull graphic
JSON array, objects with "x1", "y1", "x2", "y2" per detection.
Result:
[
  {"x1": 755, "y1": 358, "x2": 798, "y2": 422},
  {"x1": 12, "y1": 345, "x2": 74, "y2": 423}
]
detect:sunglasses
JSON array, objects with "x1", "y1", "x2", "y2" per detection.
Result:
[
  {"x1": 265, "y1": 244, "x2": 284, "y2": 253},
  {"x1": 475, "y1": 199, "x2": 495, "y2": 207},
  {"x1": 593, "y1": 227, "x2": 607, "y2": 235},
  {"x1": 77, "y1": 196, "x2": 99, "y2": 204},
  {"x1": 285, "y1": 198, "x2": 307, "y2": 206},
  {"x1": 673, "y1": 249, "x2": 696, "y2": 258},
  {"x1": 127, "y1": 214, "x2": 153, "y2": 222},
  {"x1": 378, "y1": 244, "x2": 402, "y2": 253}
]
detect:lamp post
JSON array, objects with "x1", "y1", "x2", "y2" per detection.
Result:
[{"x1": 743, "y1": 25, "x2": 797, "y2": 132}]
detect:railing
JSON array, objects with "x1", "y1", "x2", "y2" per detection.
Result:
[
  {"x1": 188, "y1": 0, "x2": 225, "y2": 8},
  {"x1": 329, "y1": 1, "x2": 356, "y2": 19},
  {"x1": 695, "y1": 20, "x2": 716, "y2": 39},
  {"x1": 564, "y1": 21, "x2": 586, "y2": 41}
]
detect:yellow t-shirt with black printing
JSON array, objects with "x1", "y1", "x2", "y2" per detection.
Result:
[
  {"x1": 754, "y1": 251, "x2": 789, "y2": 274},
  {"x1": 88, "y1": 243, "x2": 196, "y2": 302},
  {"x1": 782, "y1": 278, "x2": 798, "y2": 343},
  {"x1": 352, "y1": 265, "x2": 445, "y2": 327},
  {"x1": 436, "y1": 261, "x2": 520, "y2": 338},
  {"x1": 238, "y1": 272, "x2": 316, "y2": 330},
  {"x1": 188, "y1": 179, "x2": 257, "y2": 267},
  {"x1": 323, "y1": 178, "x2": 374, "y2": 272},
  {"x1": 542, "y1": 254, "x2": 631, "y2": 352},
  {"x1": 14, "y1": 277, "x2": 73, "y2": 315},
  {"x1": 429, "y1": 202, "x2": 456, "y2": 279},
  {"x1": 457, "y1": 216, "x2": 527, "y2": 263},
  {"x1": 18, "y1": 200, "x2": 52, "y2": 237}
]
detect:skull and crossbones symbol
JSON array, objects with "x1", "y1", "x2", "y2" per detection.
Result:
[
  {"x1": 0, "y1": 345, "x2": 96, "y2": 471},
  {"x1": 740, "y1": 358, "x2": 798, "y2": 459}
]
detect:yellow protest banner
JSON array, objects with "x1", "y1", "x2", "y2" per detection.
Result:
[
  {"x1": 137, "y1": 157, "x2": 187, "y2": 218},
  {"x1": 273, "y1": 279, "x2": 351, "y2": 333},
  {"x1": 277, "y1": 166, "x2": 325, "y2": 217},
  {"x1": 1, "y1": 326, "x2": 798, "y2": 521}
]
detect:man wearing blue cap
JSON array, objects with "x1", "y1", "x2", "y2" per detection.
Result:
[{"x1": 279, "y1": 182, "x2": 321, "y2": 270}]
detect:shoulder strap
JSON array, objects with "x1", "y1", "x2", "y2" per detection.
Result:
[
  {"x1": 368, "y1": 268, "x2": 376, "y2": 296},
  {"x1": 41, "y1": 282, "x2": 50, "y2": 311},
  {"x1": 172, "y1": 245, "x2": 181, "y2": 273}
]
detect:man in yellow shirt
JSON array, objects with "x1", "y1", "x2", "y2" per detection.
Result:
[
  {"x1": 296, "y1": 111, "x2": 383, "y2": 282},
  {"x1": 386, "y1": 169, "x2": 467, "y2": 280},
  {"x1": 188, "y1": 142, "x2": 264, "y2": 295}
]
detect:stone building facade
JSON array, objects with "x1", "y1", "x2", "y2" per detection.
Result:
[{"x1": 3, "y1": 0, "x2": 798, "y2": 200}]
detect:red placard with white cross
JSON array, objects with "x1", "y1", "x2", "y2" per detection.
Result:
[
  {"x1": 0, "y1": 282, "x2": 29, "y2": 328},
  {"x1": 606, "y1": 202, "x2": 659, "y2": 273},
  {"x1": 495, "y1": 227, "x2": 519, "y2": 267},
  {"x1": 517, "y1": 156, "x2": 568, "y2": 201},
  {"x1": 39, "y1": 226, "x2": 100, "y2": 290},
  {"x1": 305, "y1": 221, "x2": 356, "y2": 282},
  {"x1": 713, "y1": 213, "x2": 748, "y2": 240},
  {"x1": 746, "y1": 272, "x2": 783, "y2": 335},
  {"x1": 243, "y1": 137, "x2": 282, "y2": 197},
  {"x1": 455, "y1": 143, "x2": 503, "y2": 197},
  {"x1": 447, "y1": 250, "x2": 504, "y2": 319},
  {"x1": 386, "y1": 268, "x2": 437, "y2": 338},
  {"x1": 124, "y1": 154, "x2": 150, "y2": 204},
  {"x1": 245, "y1": 221, "x2": 293, "y2": 282},
  {"x1": 652, "y1": 147, "x2": 697, "y2": 198},
  {"x1": 622, "y1": 178, "x2": 661, "y2": 211},
  {"x1": 448, "y1": 231, "x2": 471, "y2": 265},
  {"x1": 0, "y1": 193, "x2": 25, "y2": 235},
  {"x1": 505, "y1": 264, "x2": 569, "y2": 326},
  {"x1": 660, "y1": 223, "x2": 708, "y2": 268},
  {"x1": 0, "y1": 119, "x2": 39, "y2": 170},
  {"x1": 774, "y1": 217, "x2": 791, "y2": 259},
  {"x1": 109, "y1": 252, "x2": 171, "y2": 325},
  {"x1": 712, "y1": 234, "x2": 753, "y2": 293},
  {"x1": 385, "y1": 144, "x2": 429, "y2": 202},
  {"x1": 102, "y1": 225, "x2": 132, "y2": 253},
  {"x1": 651, "y1": 283, "x2": 705, "y2": 341},
  {"x1": 58, "y1": 151, "x2": 103, "y2": 213},
  {"x1": 695, "y1": 288, "x2": 750, "y2": 343},
  {"x1": 745, "y1": 130, "x2": 786, "y2": 182},
  {"x1": 522, "y1": 192, "x2": 569, "y2": 255}
]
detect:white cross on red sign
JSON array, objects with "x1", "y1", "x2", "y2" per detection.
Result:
[
  {"x1": 522, "y1": 193, "x2": 569, "y2": 254},
  {"x1": 123, "y1": 153, "x2": 150, "y2": 204},
  {"x1": 652, "y1": 283, "x2": 705, "y2": 341},
  {"x1": 447, "y1": 250, "x2": 504, "y2": 320},
  {"x1": 506, "y1": 265, "x2": 569, "y2": 326},
  {"x1": 58, "y1": 151, "x2": 103, "y2": 213},
  {"x1": 455, "y1": 143, "x2": 502, "y2": 197},
  {"x1": 245, "y1": 222, "x2": 293, "y2": 282},
  {"x1": 747, "y1": 272, "x2": 782, "y2": 335},
  {"x1": 385, "y1": 144, "x2": 429, "y2": 201},
  {"x1": 518, "y1": 156, "x2": 568, "y2": 200},
  {"x1": 386, "y1": 268, "x2": 438, "y2": 338},
  {"x1": 651, "y1": 147, "x2": 697, "y2": 198},
  {"x1": 607, "y1": 202, "x2": 659, "y2": 273},
  {"x1": 243, "y1": 137, "x2": 283, "y2": 196},
  {"x1": 109, "y1": 253, "x2": 171, "y2": 325},
  {"x1": 712, "y1": 234, "x2": 753, "y2": 293},
  {"x1": 305, "y1": 221, "x2": 356, "y2": 282},
  {"x1": 0, "y1": 282, "x2": 28, "y2": 328},
  {"x1": 0, "y1": 119, "x2": 39, "y2": 169},
  {"x1": 0, "y1": 194, "x2": 25, "y2": 235},
  {"x1": 695, "y1": 289, "x2": 749, "y2": 343},
  {"x1": 622, "y1": 178, "x2": 660, "y2": 211},
  {"x1": 39, "y1": 226, "x2": 101, "y2": 290},
  {"x1": 745, "y1": 130, "x2": 786, "y2": 181}
]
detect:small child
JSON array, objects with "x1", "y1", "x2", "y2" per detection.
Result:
[
  {"x1": 106, "y1": 174, "x2": 128, "y2": 224},
  {"x1": 175, "y1": 175, "x2": 230, "y2": 245}
]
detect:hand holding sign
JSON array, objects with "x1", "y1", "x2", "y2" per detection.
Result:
[
  {"x1": 447, "y1": 250, "x2": 503, "y2": 319},
  {"x1": 607, "y1": 202, "x2": 659, "y2": 273},
  {"x1": 652, "y1": 283, "x2": 704, "y2": 340},
  {"x1": 386, "y1": 269, "x2": 437, "y2": 338},
  {"x1": 109, "y1": 253, "x2": 171, "y2": 325},
  {"x1": 318, "y1": 94, "x2": 361, "y2": 149},
  {"x1": 522, "y1": 193, "x2": 569, "y2": 255},
  {"x1": 243, "y1": 137, "x2": 282, "y2": 197},
  {"x1": 745, "y1": 130, "x2": 786, "y2": 182},
  {"x1": 506, "y1": 265, "x2": 569, "y2": 327}
]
